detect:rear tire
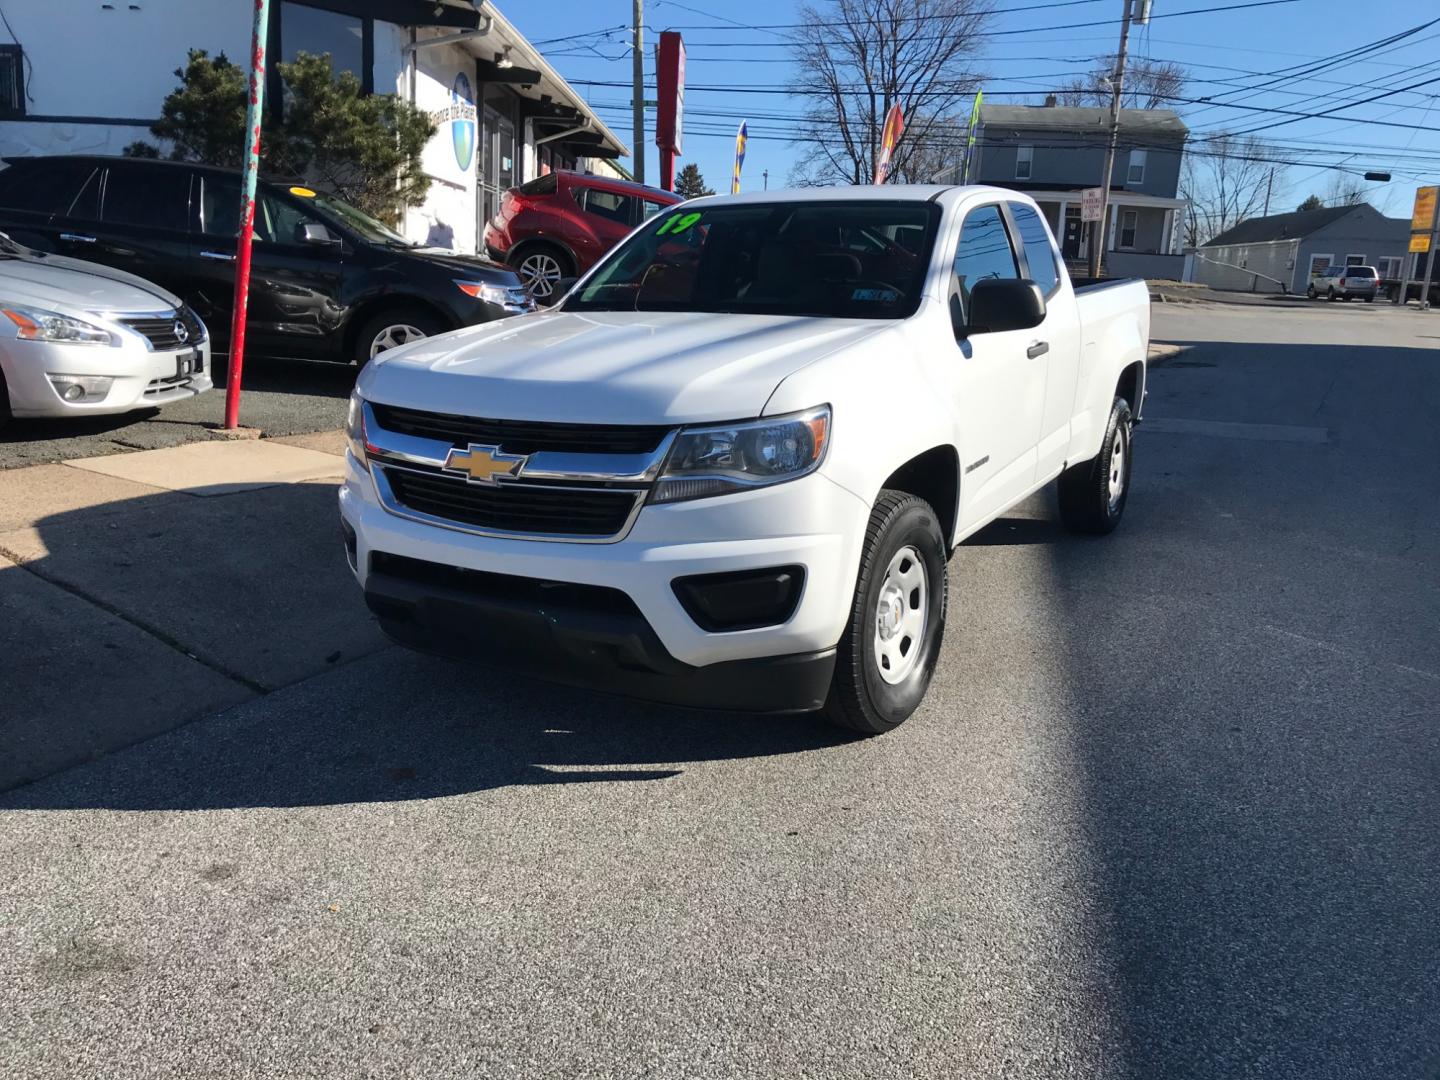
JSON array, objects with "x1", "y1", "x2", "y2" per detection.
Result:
[
  {"x1": 823, "y1": 490, "x2": 947, "y2": 736},
  {"x1": 1327, "y1": 287, "x2": 1337, "y2": 302},
  {"x1": 354, "y1": 307, "x2": 447, "y2": 367},
  {"x1": 514, "y1": 243, "x2": 573, "y2": 301},
  {"x1": 1058, "y1": 396, "x2": 1133, "y2": 535},
  {"x1": 0, "y1": 366, "x2": 11, "y2": 432}
]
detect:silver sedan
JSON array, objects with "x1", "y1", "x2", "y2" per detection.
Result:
[{"x1": 0, "y1": 234, "x2": 211, "y2": 426}]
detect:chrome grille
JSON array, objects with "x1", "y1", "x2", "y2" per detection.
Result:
[
  {"x1": 119, "y1": 308, "x2": 206, "y2": 350},
  {"x1": 363, "y1": 402, "x2": 674, "y2": 543},
  {"x1": 379, "y1": 466, "x2": 640, "y2": 540}
]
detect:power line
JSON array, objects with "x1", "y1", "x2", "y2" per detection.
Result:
[{"x1": 660, "y1": 0, "x2": 1293, "y2": 34}]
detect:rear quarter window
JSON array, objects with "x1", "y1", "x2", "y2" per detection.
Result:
[
  {"x1": 518, "y1": 173, "x2": 557, "y2": 197},
  {"x1": 1008, "y1": 203, "x2": 1060, "y2": 296},
  {"x1": 0, "y1": 160, "x2": 99, "y2": 216}
]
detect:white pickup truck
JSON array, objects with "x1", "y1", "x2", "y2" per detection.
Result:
[{"x1": 340, "y1": 186, "x2": 1149, "y2": 734}]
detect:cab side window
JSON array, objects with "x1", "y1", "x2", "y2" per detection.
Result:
[
  {"x1": 256, "y1": 191, "x2": 321, "y2": 246},
  {"x1": 951, "y1": 204, "x2": 1019, "y2": 326},
  {"x1": 200, "y1": 175, "x2": 320, "y2": 245},
  {"x1": 1008, "y1": 202, "x2": 1059, "y2": 296}
]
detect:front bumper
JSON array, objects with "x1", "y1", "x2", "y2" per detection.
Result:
[
  {"x1": 364, "y1": 553, "x2": 835, "y2": 713},
  {"x1": 2, "y1": 336, "x2": 212, "y2": 418},
  {"x1": 340, "y1": 450, "x2": 869, "y2": 694}
]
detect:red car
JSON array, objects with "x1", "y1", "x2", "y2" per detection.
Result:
[{"x1": 484, "y1": 170, "x2": 683, "y2": 300}]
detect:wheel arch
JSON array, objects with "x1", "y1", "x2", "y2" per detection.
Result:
[
  {"x1": 342, "y1": 294, "x2": 457, "y2": 363},
  {"x1": 878, "y1": 445, "x2": 962, "y2": 551},
  {"x1": 1115, "y1": 359, "x2": 1145, "y2": 420}
]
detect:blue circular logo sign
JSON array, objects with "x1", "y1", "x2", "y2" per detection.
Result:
[{"x1": 451, "y1": 72, "x2": 475, "y2": 171}]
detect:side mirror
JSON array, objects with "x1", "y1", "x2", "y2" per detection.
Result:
[
  {"x1": 961, "y1": 279, "x2": 1047, "y2": 335},
  {"x1": 537, "y1": 277, "x2": 577, "y2": 307},
  {"x1": 299, "y1": 222, "x2": 339, "y2": 246}
]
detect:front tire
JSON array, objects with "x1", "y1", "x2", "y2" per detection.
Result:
[
  {"x1": 354, "y1": 307, "x2": 446, "y2": 367},
  {"x1": 824, "y1": 491, "x2": 947, "y2": 735},
  {"x1": 1306, "y1": 285, "x2": 1317, "y2": 300},
  {"x1": 1058, "y1": 396, "x2": 1133, "y2": 535},
  {"x1": 0, "y1": 366, "x2": 11, "y2": 432}
]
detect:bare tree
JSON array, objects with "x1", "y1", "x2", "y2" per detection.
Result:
[
  {"x1": 1323, "y1": 173, "x2": 1366, "y2": 207},
  {"x1": 1180, "y1": 133, "x2": 1285, "y2": 245},
  {"x1": 1056, "y1": 56, "x2": 1187, "y2": 110},
  {"x1": 788, "y1": 0, "x2": 991, "y2": 187}
]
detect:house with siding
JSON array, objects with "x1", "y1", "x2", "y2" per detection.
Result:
[
  {"x1": 971, "y1": 102, "x2": 1188, "y2": 279},
  {"x1": 1193, "y1": 204, "x2": 1412, "y2": 294}
]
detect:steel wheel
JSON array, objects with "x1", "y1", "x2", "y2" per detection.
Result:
[
  {"x1": 518, "y1": 251, "x2": 564, "y2": 299},
  {"x1": 369, "y1": 323, "x2": 426, "y2": 359},
  {"x1": 1107, "y1": 424, "x2": 1127, "y2": 510},
  {"x1": 873, "y1": 545, "x2": 928, "y2": 685}
]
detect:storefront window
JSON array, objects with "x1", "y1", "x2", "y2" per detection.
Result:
[{"x1": 281, "y1": 2, "x2": 367, "y2": 86}]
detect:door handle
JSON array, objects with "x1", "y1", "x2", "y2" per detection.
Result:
[
  {"x1": 1027, "y1": 340, "x2": 1050, "y2": 359},
  {"x1": 200, "y1": 250, "x2": 236, "y2": 262},
  {"x1": 60, "y1": 233, "x2": 96, "y2": 243}
]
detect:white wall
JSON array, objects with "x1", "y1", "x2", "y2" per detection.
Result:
[
  {"x1": 402, "y1": 35, "x2": 477, "y2": 253},
  {"x1": 0, "y1": 0, "x2": 249, "y2": 158}
]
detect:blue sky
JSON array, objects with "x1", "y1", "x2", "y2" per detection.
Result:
[{"x1": 505, "y1": 0, "x2": 1439, "y2": 217}]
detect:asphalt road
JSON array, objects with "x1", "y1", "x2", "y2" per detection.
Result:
[
  {"x1": 0, "y1": 351, "x2": 354, "y2": 470},
  {"x1": 3, "y1": 302, "x2": 1438, "y2": 1079}
]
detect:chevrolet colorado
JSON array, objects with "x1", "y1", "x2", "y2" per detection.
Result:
[{"x1": 340, "y1": 186, "x2": 1149, "y2": 734}]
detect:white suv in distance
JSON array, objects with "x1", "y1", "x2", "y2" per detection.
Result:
[
  {"x1": 1308, "y1": 264, "x2": 1377, "y2": 302},
  {"x1": 0, "y1": 233, "x2": 210, "y2": 427}
]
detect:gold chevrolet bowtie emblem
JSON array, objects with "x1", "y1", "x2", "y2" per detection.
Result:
[{"x1": 443, "y1": 444, "x2": 527, "y2": 485}]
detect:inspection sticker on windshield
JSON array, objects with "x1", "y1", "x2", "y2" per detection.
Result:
[
  {"x1": 289, "y1": 186, "x2": 317, "y2": 198},
  {"x1": 852, "y1": 287, "x2": 898, "y2": 302}
]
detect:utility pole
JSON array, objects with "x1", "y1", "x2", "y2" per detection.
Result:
[
  {"x1": 632, "y1": 0, "x2": 645, "y2": 184},
  {"x1": 1263, "y1": 167, "x2": 1274, "y2": 216},
  {"x1": 763, "y1": 169, "x2": 769, "y2": 190},
  {"x1": 1088, "y1": 0, "x2": 1134, "y2": 281},
  {"x1": 223, "y1": 0, "x2": 271, "y2": 430}
]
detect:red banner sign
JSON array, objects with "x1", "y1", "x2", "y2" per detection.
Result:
[{"x1": 873, "y1": 104, "x2": 905, "y2": 185}]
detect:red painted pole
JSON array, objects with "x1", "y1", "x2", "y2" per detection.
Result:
[{"x1": 223, "y1": 0, "x2": 272, "y2": 430}]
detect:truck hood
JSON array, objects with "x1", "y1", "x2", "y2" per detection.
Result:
[
  {"x1": 358, "y1": 309, "x2": 889, "y2": 424},
  {"x1": 0, "y1": 250, "x2": 182, "y2": 313}
]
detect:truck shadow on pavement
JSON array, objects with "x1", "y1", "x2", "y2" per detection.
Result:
[
  {"x1": 1, "y1": 478, "x2": 855, "y2": 810},
  {"x1": 1, "y1": 648, "x2": 856, "y2": 811}
]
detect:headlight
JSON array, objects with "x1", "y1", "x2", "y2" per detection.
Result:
[
  {"x1": 454, "y1": 280, "x2": 511, "y2": 306},
  {"x1": 2, "y1": 305, "x2": 116, "y2": 346},
  {"x1": 346, "y1": 392, "x2": 370, "y2": 469},
  {"x1": 651, "y1": 406, "x2": 831, "y2": 504}
]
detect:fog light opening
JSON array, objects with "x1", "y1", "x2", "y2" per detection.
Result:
[{"x1": 672, "y1": 565, "x2": 806, "y2": 632}]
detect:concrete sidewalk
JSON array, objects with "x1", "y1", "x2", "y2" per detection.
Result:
[{"x1": 0, "y1": 430, "x2": 388, "y2": 791}]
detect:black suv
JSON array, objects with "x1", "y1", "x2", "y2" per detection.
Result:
[{"x1": 0, "y1": 155, "x2": 533, "y2": 365}]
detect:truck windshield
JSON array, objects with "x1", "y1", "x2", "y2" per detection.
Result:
[{"x1": 565, "y1": 200, "x2": 940, "y2": 319}]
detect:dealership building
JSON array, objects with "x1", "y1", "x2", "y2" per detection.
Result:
[{"x1": 0, "y1": 0, "x2": 629, "y2": 255}]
